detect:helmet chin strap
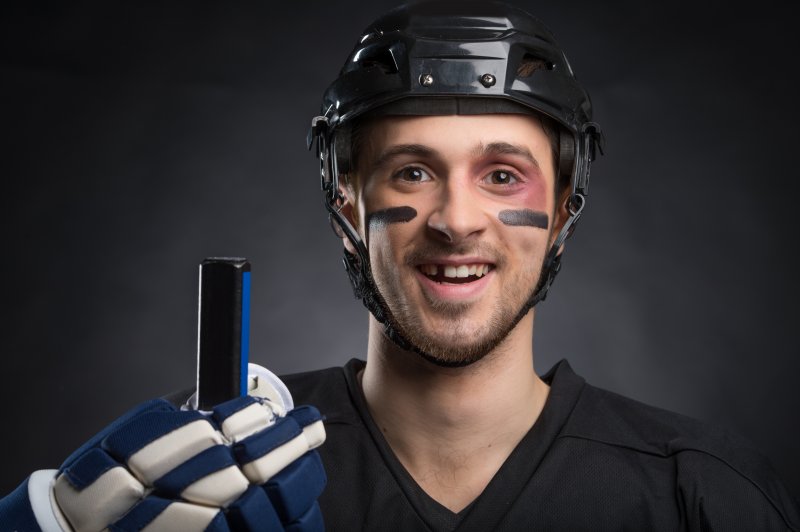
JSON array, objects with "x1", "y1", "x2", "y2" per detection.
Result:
[{"x1": 526, "y1": 192, "x2": 585, "y2": 309}]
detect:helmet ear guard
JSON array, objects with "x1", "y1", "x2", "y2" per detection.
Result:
[
  {"x1": 559, "y1": 129, "x2": 575, "y2": 185},
  {"x1": 332, "y1": 124, "x2": 353, "y2": 177}
]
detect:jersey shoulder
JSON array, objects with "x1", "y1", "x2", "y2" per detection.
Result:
[
  {"x1": 562, "y1": 380, "x2": 799, "y2": 529},
  {"x1": 565, "y1": 381, "x2": 743, "y2": 456}
]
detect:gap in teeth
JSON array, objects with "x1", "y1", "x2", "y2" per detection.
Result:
[{"x1": 422, "y1": 264, "x2": 490, "y2": 278}]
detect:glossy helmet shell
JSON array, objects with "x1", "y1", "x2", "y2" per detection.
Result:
[{"x1": 318, "y1": 0, "x2": 597, "y2": 186}]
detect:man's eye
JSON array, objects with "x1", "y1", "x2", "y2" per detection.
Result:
[
  {"x1": 394, "y1": 167, "x2": 431, "y2": 182},
  {"x1": 485, "y1": 170, "x2": 518, "y2": 185}
]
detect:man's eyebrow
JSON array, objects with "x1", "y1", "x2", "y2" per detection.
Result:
[
  {"x1": 371, "y1": 144, "x2": 437, "y2": 169},
  {"x1": 472, "y1": 142, "x2": 540, "y2": 168}
]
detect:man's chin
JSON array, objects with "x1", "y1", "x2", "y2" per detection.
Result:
[
  {"x1": 387, "y1": 296, "x2": 535, "y2": 368},
  {"x1": 400, "y1": 328, "x2": 505, "y2": 368},
  {"x1": 415, "y1": 347, "x2": 490, "y2": 368}
]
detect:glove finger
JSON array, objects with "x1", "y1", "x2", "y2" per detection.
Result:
[
  {"x1": 102, "y1": 410, "x2": 224, "y2": 484},
  {"x1": 286, "y1": 406, "x2": 326, "y2": 449},
  {"x1": 109, "y1": 496, "x2": 229, "y2": 532},
  {"x1": 265, "y1": 450, "x2": 326, "y2": 524},
  {"x1": 153, "y1": 445, "x2": 248, "y2": 507},
  {"x1": 233, "y1": 416, "x2": 308, "y2": 484},
  {"x1": 60, "y1": 399, "x2": 176, "y2": 471},
  {"x1": 284, "y1": 500, "x2": 324, "y2": 532},
  {"x1": 54, "y1": 448, "x2": 145, "y2": 532},
  {"x1": 225, "y1": 485, "x2": 283, "y2": 531},
  {"x1": 212, "y1": 396, "x2": 282, "y2": 442}
]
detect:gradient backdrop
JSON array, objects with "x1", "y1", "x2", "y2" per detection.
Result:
[{"x1": 2, "y1": 1, "x2": 798, "y2": 501}]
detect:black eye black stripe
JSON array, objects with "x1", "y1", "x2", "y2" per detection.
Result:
[
  {"x1": 498, "y1": 209, "x2": 548, "y2": 229},
  {"x1": 366, "y1": 206, "x2": 418, "y2": 230}
]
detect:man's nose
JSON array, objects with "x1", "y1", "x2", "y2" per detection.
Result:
[{"x1": 426, "y1": 178, "x2": 488, "y2": 243}]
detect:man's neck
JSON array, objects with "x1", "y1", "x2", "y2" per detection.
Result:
[{"x1": 360, "y1": 312, "x2": 549, "y2": 513}]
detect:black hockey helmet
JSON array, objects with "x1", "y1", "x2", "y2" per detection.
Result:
[{"x1": 308, "y1": 0, "x2": 604, "y2": 360}]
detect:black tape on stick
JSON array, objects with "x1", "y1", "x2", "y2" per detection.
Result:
[{"x1": 196, "y1": 257, "x2": 251, "y2": 410}]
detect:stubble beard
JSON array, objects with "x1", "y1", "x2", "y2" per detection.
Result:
[{"x1": 373, "y1": 241, "x2": 543, "y2": 367}]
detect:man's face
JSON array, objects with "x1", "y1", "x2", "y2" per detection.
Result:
[{"x1": 346, "y1": 113, "x2": 564, "y2": 366}]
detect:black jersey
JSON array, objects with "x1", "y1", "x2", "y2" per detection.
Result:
[{"x1": 282, "y1": 359, "x2": 799, "y2": 531}]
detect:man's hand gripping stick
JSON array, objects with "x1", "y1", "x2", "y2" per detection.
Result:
[{"x1": 11, "y1": 258, "x2": 328, "y2": 531}]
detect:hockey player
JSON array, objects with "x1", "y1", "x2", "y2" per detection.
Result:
[
  {"x1": 2, "y1": 1, "x2": 799, "y2": 530},
  {"x1": 291, "y1": 0, "x2": 800, "y2": 529}
]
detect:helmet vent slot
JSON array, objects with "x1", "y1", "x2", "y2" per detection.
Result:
[
  {"x1": 352, "y1": 45, "x2": 399, "y2": 74},
  {"x1": 517, "y1": 54, "x2": 554, "y2": 77}
]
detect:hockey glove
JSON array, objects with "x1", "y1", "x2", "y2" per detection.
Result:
[{"x1": 0, "y1": 368, "x2": 326, "y2": 531}]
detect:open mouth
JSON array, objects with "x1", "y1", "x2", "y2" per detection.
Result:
[{"x1": 417, "y1": 263, "x2": 493, "y2": 284}]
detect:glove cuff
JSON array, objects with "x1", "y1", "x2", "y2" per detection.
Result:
[{"x1": 28, "y1": 469, "x2": 69, "y2": 532}]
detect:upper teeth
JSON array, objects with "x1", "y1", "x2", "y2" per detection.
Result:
[{"x1": 421, "y1": 264, "x2": 490, "y2": 278}]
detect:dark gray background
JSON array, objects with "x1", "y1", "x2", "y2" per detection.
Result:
[{"x1": 2, "y1": 0, "x2": 798, "y2": 502}]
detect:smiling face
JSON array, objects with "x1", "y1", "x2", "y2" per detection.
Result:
[{"x1": 344, "y1": 113, "x2": 566, "y2": 366}]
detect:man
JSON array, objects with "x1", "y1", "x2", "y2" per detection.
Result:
[
  {"x1": 288, "y1": 0, "x2": 800, "y2": 529},
  {"x1": 1, "y1": 1, "x2": 798, "y2": 531}
]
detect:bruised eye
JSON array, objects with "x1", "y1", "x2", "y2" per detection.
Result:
[
  {"x1": 484, "y1": 170, "x2": 519, "y2": 185},
  {"x1": 393, "y1": 166, "x2": 431, "y2": 182}
]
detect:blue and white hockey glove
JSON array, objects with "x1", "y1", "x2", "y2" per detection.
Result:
[{"x1": 0, "y1": 365, "x2": 326, "y2": 531}]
